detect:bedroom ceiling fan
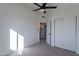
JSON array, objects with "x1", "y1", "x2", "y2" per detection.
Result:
[{"x1": 33, "y1": 3, "x2": 57, "y2": 14}]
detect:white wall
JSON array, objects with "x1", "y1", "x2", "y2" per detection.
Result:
[
  {"x1": 49, "y1": 3, "x2": 79, "y2": 19},
  {"x1": 0, "y1": 4, "x2": 39, "y2": 55},
  {"x1": 47, "y1": 3, "x2": 79, "y2": 54}
]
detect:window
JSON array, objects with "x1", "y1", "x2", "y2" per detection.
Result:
[{"x1": 10, "y1": 28, "x2": 24, "y2": 55}]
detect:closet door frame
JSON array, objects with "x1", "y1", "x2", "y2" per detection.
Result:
[{"x1": 54, "y1": 16, "x2": 77, "y2": 52}]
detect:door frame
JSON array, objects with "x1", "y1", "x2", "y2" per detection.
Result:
[
  {"x1": 38, "y1": 22, "x2": 47, "y2": 42},
  {"x1": 54, "y1": 16, "x2": 77, "y2": 52}
]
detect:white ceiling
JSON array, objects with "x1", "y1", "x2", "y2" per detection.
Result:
[
  {"x1": 26, "y1": 3, "x2": 79, "y2": 15},
  {"x1": 27, "y1": 3, "x2": 54, "y2": 9}
]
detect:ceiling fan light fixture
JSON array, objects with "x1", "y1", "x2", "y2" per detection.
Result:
[{"x1": 40, "y1": 9, "x2": 45, "y2": 12}]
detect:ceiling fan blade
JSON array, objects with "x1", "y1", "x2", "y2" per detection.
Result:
[
  {"x1": 33, "y1": 3, "x2": 41, "y2": 7},
  {"x1": 42, "y1": 3, "x2": 47, "y2": 7},
  {"x1": 45, "y1": 6, "x2": 57, "y2": 9},
  {"x1": 33, "y1": 8, "x2": 41, "y2": 11}
]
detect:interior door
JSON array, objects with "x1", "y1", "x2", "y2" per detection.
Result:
[
  {"x1": 55, "y1": 17, "x2": 76, "y2": 51},
  {"x1": 47, "y1": 20, "x2": 51, "y2": 45},
  {"x1": 77, "y1": 16, "x2": 79, "y2": 54},
  {"x1": 40, "y1": 23, "x2": 46, "y2": 40}
]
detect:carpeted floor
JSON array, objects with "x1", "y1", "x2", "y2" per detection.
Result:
[{"x1": 9, "y1": 40, "x2": 79, "y2": 56}]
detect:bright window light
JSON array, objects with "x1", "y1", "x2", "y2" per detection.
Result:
[
  {"x1": 10, "y1": 29, "x2": 17, "y2": 51},
  {"x1": 10, "y1": 28, "x2": 24, "y2": 55},
  {"x1": 18, "y1": 34, "x2": 24, "y2": 55}
]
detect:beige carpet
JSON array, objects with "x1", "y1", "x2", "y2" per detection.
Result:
[{"x1": 9, "y1": 40, "x2": 79, "y2": 56}]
